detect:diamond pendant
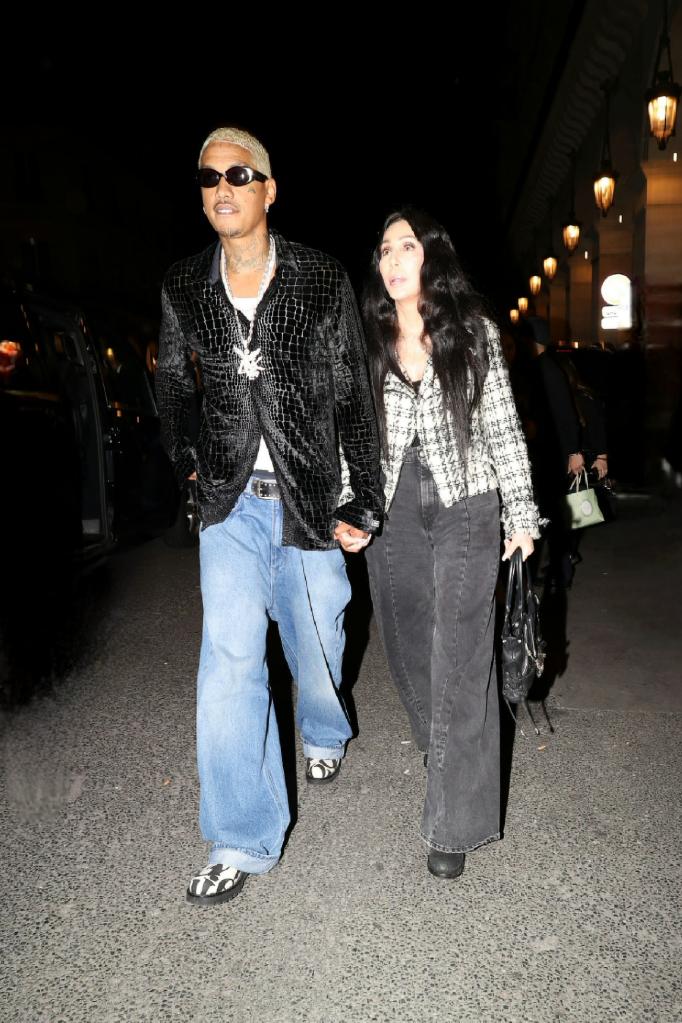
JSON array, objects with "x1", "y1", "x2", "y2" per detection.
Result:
[{"x1": 235, "y1": 344, "x2": 264, "y2": 380}]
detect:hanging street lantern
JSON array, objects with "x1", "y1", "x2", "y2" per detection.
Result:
[
  {"x1": 518, "y1": 296, "x2": 529, "y2": 314},
  {"x1": 648, "y1": 80, "x2": 681, "y2": 148},
  {"x1": 563, "y1": 222, "x2": 581, "y2": 252},
  {"x1": 646, "y1": 2, "x2": 680, "y2": 150},
  {"x1": 563, "y1": 152, "x2": 581, "y2": 252},
  {"x1": 510, "y1": 308, "x2": 520, "y2": 324},
  {"x1": 594, "y1": 86, "x2": 618, "y2": 216},
  {"x1": 543, "y1": 255, "x2": 558, "y2": 280},
  {"x1": 647, "y1": 85, "x2": 680, "y2": 147},
  {"x1": 529, "y1": 274, "x2": 542, "y2": 296},
  {"x1": 543, "y1": 201, "x2": 558, "y2": 281},
  {"x1": 594, "y1": 171, "x2": 617, "y2": 215}
]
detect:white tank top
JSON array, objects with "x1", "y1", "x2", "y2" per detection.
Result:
[{"x1": 230, "y1": 295, "x2": 274, "y2": 473}]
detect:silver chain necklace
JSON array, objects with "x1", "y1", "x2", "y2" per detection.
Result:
[{"x1": 220, "y1": 235, "x2": 276, "y2": 380}]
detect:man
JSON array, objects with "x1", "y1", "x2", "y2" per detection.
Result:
[{"x1": 156, "y1": 127, "x2": 383, "y2": 906}]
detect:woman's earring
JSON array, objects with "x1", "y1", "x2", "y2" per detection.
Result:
[{"x1": 264, "y1": 204, "x2": 270, "y2": 212}]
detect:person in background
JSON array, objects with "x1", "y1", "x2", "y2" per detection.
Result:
[{"x1": 520, "y1": 317, "x2": 608, "y2": 589}]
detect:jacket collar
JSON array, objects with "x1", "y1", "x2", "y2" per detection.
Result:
[{"x1": 385, "y1": 354, "x2": 434, "y2": 397}]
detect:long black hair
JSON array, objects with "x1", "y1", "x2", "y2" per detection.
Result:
[{"x1": 362, "y1": 207, "x2": 491, "y2": 459}]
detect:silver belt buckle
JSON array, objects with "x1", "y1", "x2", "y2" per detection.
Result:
[{"x1": 251, "y1": 478, "x2": 280, "y2": 499}]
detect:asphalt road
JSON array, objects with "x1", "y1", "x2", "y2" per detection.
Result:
[{"x1": 1, "y1": 493, "x2": 681, "y2": 1023}]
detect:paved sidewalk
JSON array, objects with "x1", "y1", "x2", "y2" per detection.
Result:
[{"x1": 1, "y1": 494, "x2": 680, "y2": 1022}]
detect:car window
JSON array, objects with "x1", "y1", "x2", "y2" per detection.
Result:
[{"x1": 88, "y1": 322, "x2": 156, "y2": 416}]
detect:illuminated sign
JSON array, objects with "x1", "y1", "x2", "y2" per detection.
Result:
[{"x1": 601, "y1": 274, "x2": 632, "y2": 330}]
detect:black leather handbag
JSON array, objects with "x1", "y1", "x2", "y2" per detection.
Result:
[
  {"x1": 586, "y1": 466, "x2": 617, "y2": 522},
  {"x1": 501, "y1": 549, "x2": 546, "y2": 705}
]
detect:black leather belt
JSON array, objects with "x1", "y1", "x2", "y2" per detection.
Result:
[{"x1": 250, "y1": 477, "x2": 281, "y2": 499}]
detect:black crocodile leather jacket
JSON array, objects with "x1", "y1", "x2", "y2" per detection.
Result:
[{"x1": 156, "y1": 230, "x2": 384, "y2": 550}]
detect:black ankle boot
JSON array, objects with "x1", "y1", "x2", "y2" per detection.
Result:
[{"x1": 427, "y1": 850, "x2": 465, "y2": 879}]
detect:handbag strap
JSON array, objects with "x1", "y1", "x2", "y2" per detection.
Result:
[
  {"x1": 522, "y1": 550, "x2": 536, "y2": 605},
  {"x1": 504, "y1": 547, "x2": 537, "y2": 620},
  {"x1": 504, "y1": 548, "x2": 528, "y2": 619},
  {"x1": 569, "y1": 469, "x2": 588, "y2": 493}
]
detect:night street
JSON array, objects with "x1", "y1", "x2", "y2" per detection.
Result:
[
  {"x1": 2, "y1": 493, "x2": 680, "y2": 1023},
  {"x1": 3, "y1": 6, "x2": 682, "y2": 1021}
]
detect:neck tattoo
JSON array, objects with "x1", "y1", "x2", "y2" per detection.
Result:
[
  {"x1": 220, "y1": 235, "x2": 276, "y2": 381},
  {"x1": 226, "y1": 243, "x2": 270, "y2": 273}
]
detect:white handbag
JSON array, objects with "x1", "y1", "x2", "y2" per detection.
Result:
[{"x1": 564, "y1": 470, "x2": 605, "y2": 530}]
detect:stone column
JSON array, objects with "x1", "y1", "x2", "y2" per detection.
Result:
[
  {"x1": 568, "y1": 257, "x2": 593, "y2": 344},
  {"x1": 641, "y1": 161, "x2": 682, "y2": 349}
]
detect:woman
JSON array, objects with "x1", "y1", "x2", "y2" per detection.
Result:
[
  {"x1": 362, "y1": 208, "x2": 540, "y2": 880},
  {"x1": 520, "y1": 316, "x2": 609, "y2": 590}
]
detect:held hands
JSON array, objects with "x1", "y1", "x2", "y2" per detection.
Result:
[
  {"x1": 334, "y1": 521, "x2": 370, "y2": 554},
  {"x1": 502, "y1": 533, "x2": 534, "y2": 562}
]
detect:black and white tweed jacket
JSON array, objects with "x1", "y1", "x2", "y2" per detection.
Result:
[
  {"x1": 382, "y1": 322, "x2": 540, "y2": 539},
  {"x1": 156, "y1": 231, "x2": 383, "y2": 549}
]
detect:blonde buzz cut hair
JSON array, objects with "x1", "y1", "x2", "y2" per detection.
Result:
[{"x1": 198, "y1": 127, "x2": 272, "y2": 178}]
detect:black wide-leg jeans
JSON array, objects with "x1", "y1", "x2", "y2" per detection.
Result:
[{"x1": 366, "y1": 447, "x2": 502, "y2": 853}]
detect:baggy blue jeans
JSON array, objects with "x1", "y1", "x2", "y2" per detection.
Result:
[{"x1": 196, "y1": 480, "x2": 353, "y2": 874}]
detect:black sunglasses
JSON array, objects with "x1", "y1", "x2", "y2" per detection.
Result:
[{"x1": 196, "y1": 165, "x2": 268, "y2": 189}]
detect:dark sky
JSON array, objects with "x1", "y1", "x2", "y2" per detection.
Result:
[{"x1": 5, "y1": 14, "x2": 577, "y2": 312}]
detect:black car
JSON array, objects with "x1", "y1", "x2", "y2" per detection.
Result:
[
  {"x1": 1, "y1": 288, "x2": 196, "y2": 565},
  {"x1": 1, "y1": 287, "x2": 202, "y2": 700}
]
